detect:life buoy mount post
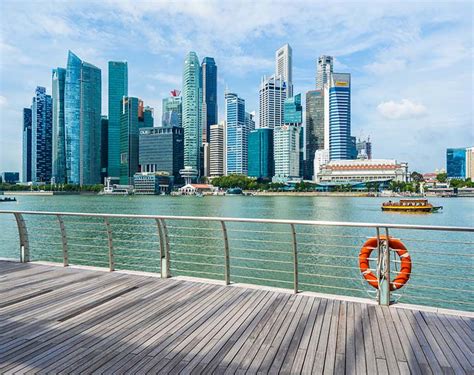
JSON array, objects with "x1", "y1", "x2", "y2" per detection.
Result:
[{"x1": 377, "y1": 228, "x2": 391, "y2": 306}]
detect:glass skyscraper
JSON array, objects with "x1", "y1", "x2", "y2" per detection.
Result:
[
  {"x1": 182, "y1": 52, "x2": 202, "y2": 174},
  {"x1": 162, "y1": 94, "x2": 182, "y2": 128},
  {"x1": 108, "y1": 61, "x2": 128, "y2": 178},
  {"x1": 447, "y1": 148, "x2": 467, "y2": 178},
  {"x1": 100, "y1": 116, "x2": 108, "y2": 182},
  {"x1": 201, "y1": 57, "x2": 217, "y2": 143},
  {"x1": 31, "y1": 87, "x2": 53, "y2": 183},
  {"x1": 52, "y1": 67, "x2": 66, "y2": 183},
  {"x1": 316, "y1": 55, "x2": 333, "y2": 90},
  {"x1": 259, "y1": 75, "x2": 286, "y2": 129},
  {"x1": 328, "y1": 73, "x2": 351, "y2": 160},
  {"x1": 248, "y1": 128, "x2": 274, "y2": 179},
  {"x1": 22, "y1": 108, "x2": 32, "y2": 182},
  {"x1": 305, "y1": 90, "x2": 324, "y2": 178},
  {"x1": 283, "y1": 94, "x2": 302, "y2": 124},
  {"x1": 225, "y1": 92, "x2": 247, "y2": 175},
  {"x1": 65, "y1": 51, "x2": 102, "y2": 185}
]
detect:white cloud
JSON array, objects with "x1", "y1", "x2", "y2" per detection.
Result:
[
  {"x1": 0, "y1": 95, "x2": 6, "y2": 106},
  {"x1": 377, "y1": 99, "x2": 427, "y2": 120}
]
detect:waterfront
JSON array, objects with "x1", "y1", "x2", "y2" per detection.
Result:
[{"x1": 0, "y1": 195, "x2": 473, "y2": 311}]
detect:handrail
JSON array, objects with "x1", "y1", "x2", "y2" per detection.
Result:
[{"x1": 0, "y1": 210, "x2": 473, "y2": 232}]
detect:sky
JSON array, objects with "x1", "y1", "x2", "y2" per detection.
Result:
[{"x1": 0, "y1": 0, "x2": 473, "y2": 174}]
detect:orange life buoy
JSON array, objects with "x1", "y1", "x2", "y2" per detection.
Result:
[{"x1": 359, "y1": 236, "x2": 411, "y2": 290}]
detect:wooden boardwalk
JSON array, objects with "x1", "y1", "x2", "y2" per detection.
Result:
[{"x1": 0, "y1": 261, "x2": 472, "y2": 374}]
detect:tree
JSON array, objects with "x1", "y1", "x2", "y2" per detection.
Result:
[
  {"x1": 410, "y1": 171, "x2": 424, "y2": 183},
  {"x1": 436, "y1": 173, "x2": 447, "y2": 183}
]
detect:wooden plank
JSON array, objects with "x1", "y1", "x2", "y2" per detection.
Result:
[
  {"x1": 353, "y1": 303, "x2": 367, "y2": 375},
  {"x1": 345, "y1": 302, "x2": 357, "y2": 375},
  {"x1": 334, "y1": 301, "x2": 347, "y2": 375},
  {"x1": 374, "y1": 306, "x2": 402, "y2": 374},
  {"x1": 360, "y1": 304, "x2": 377, "y2": 375},
  {"x1": 437, "y1": 314, "x2": 473, "y2": 367},
  {"x1": 322, "y1": 299, "x2": 340, "y2": 374},
  {"x1": 311, "y1": 298, "x2": 334, "y2": 374}
]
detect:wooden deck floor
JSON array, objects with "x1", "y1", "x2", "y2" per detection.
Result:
[{"x1": 0, "y1": 261, "x2": 472, "y2": 374}]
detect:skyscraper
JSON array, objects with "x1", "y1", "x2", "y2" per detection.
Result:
[
  {"x1": 275, "y1": 44, "x2": 293, "y2": 97},
  {"x1": 100, "y1": 116, "x2": 108, "y2": 182},
  {"x1": 467, "y1": 147, "x2": 474, "y2": 180},
  {"x1": 356, "y1": 137, "x2": 372, "y2": 159},
  {"x1": 225, "y1": 92, "x2": 248, "y2": 175},
  {"x1": 52, "y1": 67, "x2": 66, "y2": 183},
  {"x1": 22, "y1": 108, "x2": 32, "y2": 182},
  {"x1": 201, "y1": 57, "x2": 217, "y2": 144},
  {"x1": 182, "y1": 52, "x2": 202, "y2": 175},
  {"x1": 283, "y1": 94, "x2": 304, "y2": 177},
  {"x1": 259, "y1": 75, "x2": 286, "y2": 129},
  {"x1": 210, "y1": 122, "x2": 226, "y2": 177},
  {"x1": 328, "y1": 73, "x2": 351, "y2": 160},
  {"x1": 248, "y1": 128, "x2": 274, "y2": 179},
  {"x1": 316, "y1": 55, "x2": 333, "y2": 89},
  {"x1": 273, "y1": 125, "x2": 300, "y2": 183},
  {"x1": 305, "y1": 90, "x2": 324, "y2": 178},
  {"x1": 31, "y1": 87, "x2": 53, "y2": 183},
  {"x1": 446, "y1": 148, "x2": 467, "y2": 179},
  {"x1": 162, "y1": 91, "x2": 182, "y2": 127},
  {"x1": 65, "y1": 51, "x2": 102, "y2": 185},
  {"x1": 108, "y1": 61, "x2": 128, "y2": 178},
  {"x1": 245, "y1": 111, "x2": 256, "y2": 132}
]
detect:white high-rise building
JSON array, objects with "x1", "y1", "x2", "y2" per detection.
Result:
[
  {"x1": 273, "y1": 124, "x2": 300, "y2": 183},
  {"x1": 259, "y1": 75, "x2": 287, "y2": 129},
  {"x1": 316, "y1": 55, "x2": 333, "y2": 90},
  {"x1": 209, "y1": 122, "x2": 226, "y2": 177},
  {"x1": 313, "y1": 149, "x2": 330, "y2": 181},
  {"x1": 275, "y1": 44, "x2": 293, "y2": 97}
]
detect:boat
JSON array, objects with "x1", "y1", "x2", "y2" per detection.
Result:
[
  {"x1": 226, "y1": 187, "x2": 243, "y2": 195},
  {"x1": 381, "y1": 199, "x2": 443, "y2": 213},
  {"x1": 0, "y1": 197, "x2": 16, "y2": 202}
]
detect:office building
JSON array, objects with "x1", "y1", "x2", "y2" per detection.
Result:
[
  {"x1": 248, "y1": 128, "x2": 274, "y2": 179},
  {"x1": 283, "y1": 93, "x2": 304, "y2": 177},
  {"x1": 305, "y1": 89, "x2": 324, "y2": 178},
  {"x1": 201, "y1": 57, "x2": 217, "y2": 143},
  {"x1": 52, "y1": 67, "x2": 66, "y2": 183},
  {"x1": 350, "y1": 136, "x2": 357, "y2": 159},
  {"x1": 65, "y1": 51, "x2": 102, "y2": 185},
  {"x1": 316, "y1": 55, "x2": 333, "y2": 90},
  {"x1": 245, "y1": 111, "x2": 256, "y2": 132},
  {"x1": 275, "y1": 44, "x2": 293, "y2": 97},
  {"x1": 133, "y1": 172, "x2": 173, "y2": 194},
  {"x1": 328, "y1": 73, "x2": 351, "y2": 160},
  {"x1": 139, "y1": 126, "x2": 184, "y2": 181},
  {"x1": 446, "y1": 148, "x2": 467, "y2": 179},
  {"x1": 143, "y1": 106, "x2": 154, "y2": 128},
  {"x1": 467, "y1": 147, "x2": 474, "y2": 180},
  {"x1": 1, "y1": 172, "x2": 20, "y2": 184},
  {"x1": 100, "y1": 116, "x2": 108, "y2": 183},
  {"x1": 259, "y1": 75, "x2": 286, "y2": 129},
  {"x1": 31, "y1": 86, "x2": 53, "y2": 183},
  {"x1": 313, "y1": 149, "x2": 330, "y2": 181},
  {"x1": 162, "y1": 91, "x2": 182, "y2": 127},
  {"x1": 225, "y1": 92, "x2": 248, "y2": 175},
  {"x1": 273, "y1": 124, "x2": 300, "y2": 183},
  {"x1": 108, "y1": 61, "x2": 128, "y2": 178},
  {"x1": 356, "y1": 137, "x2": 372, "y2": 159},
  {"x1": 209, "y1": 122, "x2": 226, "y2": 177},
  {"x1": 22, "y1": 108, "x2": 32, "y2": 182},
  {"x1": 182, "y1": 51, "x2": 202, "y2": 175}
]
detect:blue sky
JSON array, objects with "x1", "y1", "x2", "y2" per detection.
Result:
[{"x1": 0, "y1": 0, "x2": 472, "y2": 173}]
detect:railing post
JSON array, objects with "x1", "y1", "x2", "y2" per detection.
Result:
[
  {"x1": 104, "y1": 217, "x2": 114, "y2": 271},
  {"x1": 290, "y1": 224, "x2": 298, "y2": 294},
  {"x1": 221, "y1": 221, "x2": 230, "y2": 285},
  {"x1": 159, "y1": 219, "x2": 171, "y2": 278},
  {"x1": 57, "y1": 215, "x2": 68, "y2": 267},
  {"x1": 155, "y1": 219, "x2": 166, "y2": 278},
  {"x1": 376, "y1": 227, "x2": 391, "y2": 305},
  {"x1": 13, "y1": 213, "x2": 29, "y2": 263}
]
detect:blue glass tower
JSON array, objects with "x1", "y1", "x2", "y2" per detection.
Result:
[
  {"x1": 447, "y1": 148, "x2": 466, "y2": 178},
  {"x1": 283, "y1": 94, "x2": 303, "y2": 125},
  {"x1": 329, "y1": 73, "x2": 351, "y2": 160},
  {"x1": 162, "y1": 94, "x2": 182, "y2": 127},
  {"x1": 31, "y1": 87, "x2": 53, "y2": 183},
  {"x1": 225, "y1": 92, "x2": 247, "y2": 175},
  {"x1": 52, "y1": 67, "x2": 66, "y2": 183},
  {"x1": 22, "y1": 108, "x2": 32, "y2": 182},
  {"x1": 248, "y1": 128, "x2": 274, "y2": 179},
  {"x1": 108, "y1": 61, "x2": 128, "y2": 178},
  {"x1": 65, "y1": 51, "x2": 102, "y2": 185},
  {"x1": 201, "y1": 57, "x2": 217, "y2": 143}
]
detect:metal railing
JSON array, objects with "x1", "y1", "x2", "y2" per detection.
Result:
[{"x1": 0, "y1": 210, "x2": 473, "y2": 311}]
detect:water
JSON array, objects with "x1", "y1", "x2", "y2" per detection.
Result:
[{"x1": 0, "y1": 195, "x2": 473, "y2": 311}]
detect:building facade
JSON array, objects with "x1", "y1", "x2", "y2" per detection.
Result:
[
  {"x1": 467, "y1": 147, "x2": 474, "y2": 180},
  {"x1": 248, "y1": 128, "x2": 274, "y2": 180},
  {"x1": 273, "y1": 124, "x2": 300, "y2": 183},
  {"x1": 108, "y1": 61, "x2": 128, "y2": 178},
  {"x1": 182, "y1": 52, "x2": 202, "y2": 175},
  {"x1": 225, "y1": 92, "x2": 248, "y2": 175},
  {"x1": 209, "y1": 122, "x2": 226, "y2": 177},
  {"x1": 201, "y1": 57, "x2": 217, "y2": 143},
  {"x1": 1, "y1": 172, "x2": 20, "y2": 184},
  {"x1": 328, "y1": 73, "x2": 351, "y2": 160},
  {"x1": 22, "y1": 108, "x2": 32, "y2": 183},
  {"x1": 138, "y1": 126, "x2": 184, "y2": 181},
  {"x1": 275, "y1": 44, "x2": 293, "y2": 97},
  {"x1": 100, "y1": 116, "x2": 108, "y2": 183},
  {"x1": 162, "y1": 92, "x2": 182, "y2": 128},
  {"x1": 446, "y1": 148, "x2": 467, "y2": 179},
  {"x1": 133, "y1": 172, "x2": 173, "y2": 194},
  {"x1": 65, "y1": 51, "x2": 102, "y2": 185},
  {"x1": 305, "y1": 89, "x2": 324, "y2": 179},
  {"x1": 52, "y1": 67, "x2": 66, "y2": 183},
  {"x1": 245, "y1": 111, "x2": 255, "y2": 132},
  {"x1": 316, "y1": 55, "x2": 333, "y2": 90},
  {"x1": 356, "y1": 137, "x2": 372, "y2": 159},
  {"x1": 259, "y1": 75, "x2": 286, "y2": 129},
  {"x1": 31, "y1": 86, "x2": 53, "y2": 183}
]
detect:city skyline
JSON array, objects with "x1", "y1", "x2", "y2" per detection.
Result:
[{"x1": 0, "y1": 1, "x2": 473, "y2": 173}]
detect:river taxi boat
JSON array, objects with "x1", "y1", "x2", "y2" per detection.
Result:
[
  {"x1": 381, "y1": 199, "x2": 442, "y2": 213},
  {"x1": 0, "y1": 196, "x2": 16, "y2": 202}
]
